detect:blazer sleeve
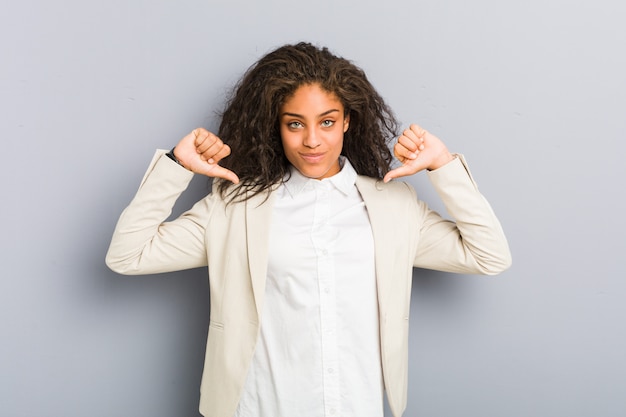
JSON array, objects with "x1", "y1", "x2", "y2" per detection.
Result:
[
  {"x1": 105, "y1": 150, "x2": 213, "y2": 275},
  {"x1": 412, "y1": 154, "x2": 512, "y2": 275}
]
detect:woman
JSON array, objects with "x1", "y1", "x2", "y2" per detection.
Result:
[{"x1": 106, "y1": 42, "x2": 511, "y2": 417}]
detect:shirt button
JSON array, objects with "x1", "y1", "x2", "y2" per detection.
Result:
[
  {"x1": 327, "y1": 368, "x2": 334, "y2": 374},
  {"x1": 322, "y1": 249, "x2": 328, "y2": 255},
  {"x1": 330, "y1": 409, "x2": 336, "y2": 415},
  {"x1": 324, "y1": 287, "x2": 330, "y2": 294}
]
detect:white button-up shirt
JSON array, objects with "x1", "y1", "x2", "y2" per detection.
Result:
[{"x1": 235, "y1": 158, "x2": 383, "y2": 417}]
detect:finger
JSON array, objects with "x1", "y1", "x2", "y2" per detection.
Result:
[
  {"x1": 197, "y1": 136, "x2": 231, "y2": 164},
  {"x1": 409, "y1": 123, "x2": 427, "y2": 138},
  {"x1": 204, "y1": 144, "x2": 232, "y2": 164},
  {"x1": 398, "y1": 128, "x2": 425, "y2": 151},
  {"x1": 191, "y1": 128, "x2": 211, "y2": 145},
  {"x1": 397, "y1": 135, "x2": 425, "y2": 157},
  {"x1": 393, "y1": 141, "x2": 417, "y2": 162},
  {"x1": 396, "y1": 135, "x2": 425, "y2": 156},
  {"x1": 410, "y1": 125, "x2": 427, "y2": 151},
  {"x1": 198, "y1": 144, "x2": 230, "y2": 165},
  {"x1": 398, "y1": 133, "x2": 419, "y2": 153},
  {"x1": 402, "y1": 128, "x2": 421, "y2": 148},
  {"x1": 195, "y1": 133, "x2": 221, "y2": 155}
]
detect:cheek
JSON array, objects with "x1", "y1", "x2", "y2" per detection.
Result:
[{"x1": 332, "y1": 132, "x2": 345, "y2": 153}]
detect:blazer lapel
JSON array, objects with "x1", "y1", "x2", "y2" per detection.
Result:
[
  {"x1": 245, "y1": 189, "x2": 276, "y2": 320},
  {"x1": 355, "y1": 176, "x2": 395, "y2": 317}
]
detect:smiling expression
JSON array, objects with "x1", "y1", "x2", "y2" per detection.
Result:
[{"x1": 279, "y1": 83, "x2": 350, "y2": 180}]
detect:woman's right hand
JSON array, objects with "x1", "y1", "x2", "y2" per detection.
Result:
[{"x1": 172, "y1": 128, "x2": 239, "y2": 184}]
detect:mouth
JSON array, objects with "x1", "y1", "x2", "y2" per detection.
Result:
[{"x1": 299, "y1": 152, "x2": 325, "y2": 163}]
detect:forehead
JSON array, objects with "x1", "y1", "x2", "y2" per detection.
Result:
[{"x1": 281, "y1": 83, "x2": 343, "y2": 115}]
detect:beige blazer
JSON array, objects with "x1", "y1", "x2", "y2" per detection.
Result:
[{"x1": 106, "y1": 150, "x2": 511, "y2": 417}]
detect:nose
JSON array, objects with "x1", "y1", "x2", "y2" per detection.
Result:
[{"x1": 303, "y1": 126, "x2": 320, "y2": 149}]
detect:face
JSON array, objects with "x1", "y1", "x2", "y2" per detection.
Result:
[{"x1": 279, "y1": 83, "x2": 350, "y2": 180}]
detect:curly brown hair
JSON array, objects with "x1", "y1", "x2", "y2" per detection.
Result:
[{"x1": 217, "y1": 42, "x2": 398, "y2": 201}]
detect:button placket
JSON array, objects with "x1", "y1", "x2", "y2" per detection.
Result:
[{"x1": 312, "y1": 182, "x2": 340, "y2": 417}]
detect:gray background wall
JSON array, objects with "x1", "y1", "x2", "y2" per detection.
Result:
[{"x1": 1, "y1": 0, "x2": 624, "y2": 416}]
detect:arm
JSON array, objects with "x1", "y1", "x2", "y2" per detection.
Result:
[
  {"x1": 105, "y1": 151, "x2": 212, "y2": 275},
  {"x1": 384, "y1": 124, "x2": 511, "y2": 275},
  {"x1": 413, "y1": 155, "x2": 512, "y2": 275},
  {"x1": 106, "y1": 128, "x2": 238, "y2": 275}
]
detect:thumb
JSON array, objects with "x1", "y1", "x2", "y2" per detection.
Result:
[
  {"x1": 196, "y1": 163, "x2": 240, "y2": 184},
  {"x1": 383, "y1": 161, "x2": 427, "y2": 183}
]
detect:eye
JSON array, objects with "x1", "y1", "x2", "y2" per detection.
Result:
[
  {"x1": 321, "y1": 119, "x2": 335, "y2": 127},
  {"x1": 287, "y1": 121, "x2": 303, "y2": 129}
]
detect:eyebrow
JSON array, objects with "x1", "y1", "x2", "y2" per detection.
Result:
[{"x1": 281, "y1": 109, "x2": 341, "y2": 118}]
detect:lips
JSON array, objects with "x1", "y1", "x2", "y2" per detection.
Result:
[{"x1": 299, "y1": 152, "x2": 325, "y2": 163}]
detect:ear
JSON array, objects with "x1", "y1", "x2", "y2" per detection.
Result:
[{"x1": 343, "y1": 114, "x2": 350, "y2": 133}]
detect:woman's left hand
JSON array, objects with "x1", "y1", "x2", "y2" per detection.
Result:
[{"x1": 383, "y1": 124, "x2": 455, "y2": 182}]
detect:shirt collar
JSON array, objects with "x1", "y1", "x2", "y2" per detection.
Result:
[{"x1": 283, "y1": 156, "x2": 357, "y2": 198}]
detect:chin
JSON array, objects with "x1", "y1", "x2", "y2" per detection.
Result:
[
  {"x1": 296, "y1": 168, "x2": 325, "y2": 179},
  {"x1": 301, "y1": 171, "x2": 325, "y2": 179}
]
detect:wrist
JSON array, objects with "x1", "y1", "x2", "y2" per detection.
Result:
[
  {"x1": 165, "y1": 146, "x2": 186, "y2": 168},
  {"x1": 428, "y1": 152, "x2": 455, "y2": 171}
]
